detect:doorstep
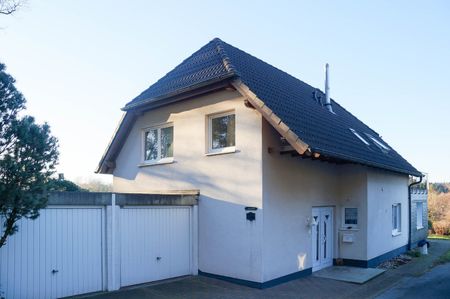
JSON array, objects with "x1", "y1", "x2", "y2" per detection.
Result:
[{"x1": 313, "y1": 266, "x2": 385, "y2": 284}]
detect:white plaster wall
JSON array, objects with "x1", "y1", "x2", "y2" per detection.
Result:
[
  {"x1": 366, "y1": 170, "x2": 409, "y2": 259},
  {"x1": 337, "y1": 165, "x2": 368, "y2": 261},
  {"x1": 261, "y1": 121, "x2": 370, "y2": 281},
  {"x1": 111, "y1": 89, "x2": 411, "y2": 283},
  {"x1": 113, "y1": 90, "x2": 264, "y2": 282}
]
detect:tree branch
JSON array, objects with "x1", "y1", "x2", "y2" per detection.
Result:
[
  {"x1": 0, "y1": 0, "x2": 22, "y2": 15},
  {"x1": 0, "y1": 209, "x2": 17, "y2": 248}
]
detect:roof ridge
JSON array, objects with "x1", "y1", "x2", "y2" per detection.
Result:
[
  {"x1": 218, "y1": 39, "x2": 314, "y2": 89},
  {"x1": 212, "y1": 38, "x2": 239, "y2": 76}
]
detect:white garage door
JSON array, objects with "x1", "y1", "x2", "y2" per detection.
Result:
[
  {"x1": 0, "y1": 207, "x2": 104, "y2": 299},
  {"x1": 120, "y1": 206, "x2": 191, "y2": 287}
]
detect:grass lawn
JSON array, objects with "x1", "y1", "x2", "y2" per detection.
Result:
[
  {"x1": 429, "y1": 234, "x2": 450, "y2": 266},
  {"x1": 434, "y1": 249, "x2": 450, "y2": 265},
  {"x1": 429, "y1": 234, "x2": 450, "y2": 240}
]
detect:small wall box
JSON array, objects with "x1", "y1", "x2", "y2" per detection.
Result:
[{"x1": 342, "y1": 233, "x2": 354, "y2": 243}]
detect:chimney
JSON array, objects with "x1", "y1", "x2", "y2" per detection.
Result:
[
  {"x1": 324, "y1": 63, "x2": 333, "y2": 113},
  {"x1": 58, "y1": 173, "x2": 65, "y2": 180}
]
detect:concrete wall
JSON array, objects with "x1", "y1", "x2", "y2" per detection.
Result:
[
  {"x1": 411, "y1": 190, "x2": 428, "y2": 246},
  {"x1": 261, "y1": 121, "x2": 370, "y2": 281},
  {"x1": 366, "y1": 170, "x2": 409, "y2": 259},
  {"x1": 112, "y1": 90, "x2": 265, "y2": 282}
]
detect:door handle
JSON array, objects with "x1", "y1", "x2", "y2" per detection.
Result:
[
  {"x1": 51, "y1": 269, "x2": 59, "y2": 274},
  {"x1": 156, "y1": 256, "x2": 162, "y2": 261}
]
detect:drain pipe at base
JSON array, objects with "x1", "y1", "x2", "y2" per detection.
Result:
[{"x1": 408, "y1": 175, "x2": 423, "y2": 250}]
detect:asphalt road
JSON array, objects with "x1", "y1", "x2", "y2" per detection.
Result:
[{"x1": 376, "y1": 262, "x2": 450, "y2": 299}]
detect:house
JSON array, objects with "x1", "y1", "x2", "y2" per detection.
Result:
[{"x1": 96, "y1": 38, "x2": 426, "y2": 288}]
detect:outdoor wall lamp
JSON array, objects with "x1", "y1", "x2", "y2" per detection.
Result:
[
  {"x1": 306, "y1": 216, "x2": 318, "y2": 228},
  {"x1": 245, "y1": 207, "x2": 257, "y2": 221}
]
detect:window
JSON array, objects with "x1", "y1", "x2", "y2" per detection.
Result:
[
  {"x1": 392, "y1": 203, "x2": 401, "y2": 235},
  {"x1": 343, "y1": 208, "x2": 358, "y2": 229},
  {"x1": 143, "y1": 124, "x2": 173, "y2": 163},
  {"x1": 208, "y1": 112, "x2": 235, "y2": 153},
  {"x1": 349, "y1": 128, "x2": 370, "y2": 146},
  {"x1": 416, "y1": 202, "x2": 424, "y2": 229},
  {"x1": 367, "y1": 134, "x2": 390, "y2": 152}
]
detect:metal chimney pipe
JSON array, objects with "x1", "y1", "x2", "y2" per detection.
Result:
[{"x1": 324, "y1": 63, "x2": 333, "y2": 112}]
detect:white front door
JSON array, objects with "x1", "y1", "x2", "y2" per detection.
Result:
[{"x1": 312, "y1": 207, "x2": 333, "y2": 272}]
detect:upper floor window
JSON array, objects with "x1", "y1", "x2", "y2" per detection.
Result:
[
  {"x1": 143, "y1": 124, "x2": 173, "y2": 163},
  {"x1": 392, "y1": 203, "x2": 401, "y2": 236},
  {"x1": 208, "y1": 111, "x2": 235, "y2": 154}
]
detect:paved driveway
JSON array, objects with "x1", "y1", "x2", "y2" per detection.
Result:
[
  {"x1": 376, "y1": 262, "x2": 450, "y2": 299},
  {"x1": 80, "y1": 240, "x2": 450, "y2": 299}
]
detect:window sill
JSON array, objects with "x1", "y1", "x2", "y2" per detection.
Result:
[
  {"x1": 138, "y1": 157, "x2": 174, "y2": 167},
  {"x1": 206, "y1": 147, "x2": 237, "y2": 156},
  {"x1": 339, "y1": 227, "x2": 359, "y2": 231},
  {"x1": 392, "y1": 231, "x2": 402, "y2": 237},
  {"x1": 416, "y1": 226, "x2": 424, "y2": 230}
]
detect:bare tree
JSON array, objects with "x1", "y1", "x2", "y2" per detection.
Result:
[{"x1": 0, "y1": 0, "x2": 22, "y2": 15}]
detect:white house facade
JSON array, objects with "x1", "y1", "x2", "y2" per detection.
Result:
[{"x1": 96, "y1": 38, "x2": 425, "y2": 288}]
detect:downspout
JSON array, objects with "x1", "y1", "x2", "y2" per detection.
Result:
[{"x1": 408, "y1": 175, "x2": 423, "y2": 250}]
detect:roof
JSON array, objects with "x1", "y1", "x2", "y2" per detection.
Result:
[{"x1": 97, "y1": 38, "x2": 421, "y2": 176}]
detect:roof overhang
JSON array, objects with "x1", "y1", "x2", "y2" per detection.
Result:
[
  {"x1": 231, "y1": 79, "x2": 310, "y2": 156},
  {"x1": 123, "y1": 74, "x2": 236, "y2": 111},
  {"x1": 232, "y1": 79, "x2": 423, "y2": 178},
  {"x1": 280, "y1": 145, "x2": 423, "y2": 177}
]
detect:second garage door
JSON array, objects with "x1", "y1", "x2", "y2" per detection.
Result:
[{"x1": 120, "y1": 206, "x2": 192, "y2": 287}]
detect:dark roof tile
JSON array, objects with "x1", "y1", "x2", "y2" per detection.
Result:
[{"x1": 124, "y1": 38, "x2": 420, "y2": 176}]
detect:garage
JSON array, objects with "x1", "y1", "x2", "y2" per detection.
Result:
[
  {"x1": 0, "y1": 207, "x2": 104, "y2": 299},
  {"x1": 119, "y1": 206, "x2": 193, "y2": 287},
  {"x1": 0, "y1": 192, "x2": 199, "y2": 297}
]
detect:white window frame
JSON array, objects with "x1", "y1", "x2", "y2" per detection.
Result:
[
  {"x1": 207, "y1": 111, "x2": 236, "y2": 155},
  {"x1": 141, "y1": 123, "x2": 174, "y2": 166},
  {"x1": 392, "y1": 203, "x2": 402, "y2": 236},
  {"x1": 416, "y1": 202, "x2": 424, "y2": 229},
  {"x1": 366, "y1": 134, "x2": 390, "y2": 151},
  {"x1": 342, "y1": 207, "x2": 358, "y2": 229},
  {"x1": 349, "y1": 128, "x2": 370, "y2": 146}
]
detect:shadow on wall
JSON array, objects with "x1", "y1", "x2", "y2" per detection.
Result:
[{"x1": 113, "y1": 149, "x2": 262, "y2": 208}]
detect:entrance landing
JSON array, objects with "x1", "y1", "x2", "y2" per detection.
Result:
[{"x1": 313, "y1": 266, "x2": 385, "y2": 284}]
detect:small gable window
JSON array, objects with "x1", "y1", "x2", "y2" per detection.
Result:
[
  {"x1": 349, "y1": 128, "x2": 370, "y2": 146},
  {"x1": 143, "y1": 124, "x2": 174, "y2": 164},
  {"x1": 208, "y1": 111, "x2": 236, "y2": 154}
]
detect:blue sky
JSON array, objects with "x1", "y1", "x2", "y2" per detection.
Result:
[{"x1": 0, "y1": 1, "x2": 449, "y2": 182}]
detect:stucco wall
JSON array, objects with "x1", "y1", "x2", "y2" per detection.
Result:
[
  {"x1": 366, "y1": 170, "x2": 409, "y2": 259},
  {"x1": 261, "y1": 121, "x2": 369, "y2": 282},
  {"x1": 112, "y1": 89, "x2": 411, "y2": 283},
  {"x1": 337, "y1": 165, "x2": 368, "y2": 261},
  {"x1": 113, "y1": 89, "x2": 264, "y2": 282}
]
